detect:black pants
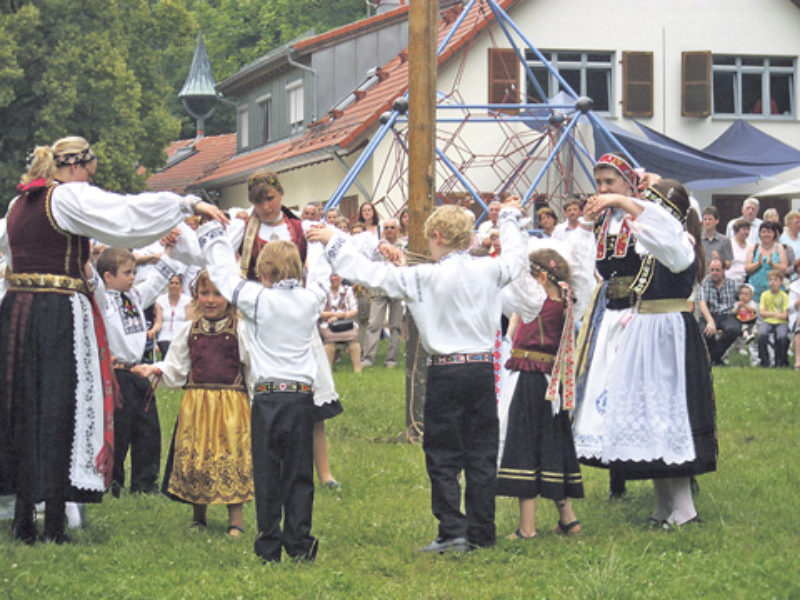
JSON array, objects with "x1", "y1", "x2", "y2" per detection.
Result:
[
  {"x1": 251, "y1": 391, "x2": 316, "y2": 562},
  {"x1": 112, "y1": 369, "x2": 160, "y2": 493},
  {"x1": 423, "y1": 363, "x2": 497, "y2": 547},
  {"x1": 701, "y1": 312, "x2": 741, "y2": 364}
]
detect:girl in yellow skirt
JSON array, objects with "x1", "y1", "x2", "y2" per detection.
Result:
[{"x1": 133, "y1": 270, "x2": 253, "y2": 536}]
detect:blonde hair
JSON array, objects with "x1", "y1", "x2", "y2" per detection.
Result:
[
  {"x1": 21, "y1": 136, "x2": 93, "y2": 185},
  {"x1": 423, "y1": 204, "x2": 475, "y2": 251},
  {"x1": 767, "y1": 269, "x2": 784, "y2": 282},
  {"x1": 255, "y1": 241, "x2": 303, "y2": 283},
  {"x1": 784, "y1": 211, "x2": 800, "y2": 227},
  {"x1": 190, "y1": 270, "x2": 236, "y2": 322}
]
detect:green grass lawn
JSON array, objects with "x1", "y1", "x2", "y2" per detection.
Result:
[{"x1": 1, "y1": 342, "x2": 798, "y2": 599}]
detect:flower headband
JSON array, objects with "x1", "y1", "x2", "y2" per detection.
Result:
[
  {"x1": 248, "y1": 173, "x2": 283, "y2": 195},
  {"x1": 54, "y1": 147, "x2": 96, "y2": 168},
  {"x1": 642, "y1": 186, "x2": 685, "y2": 224},
  {"x1": 595, "y1": 153, "x2": 640, "y2": 191}
]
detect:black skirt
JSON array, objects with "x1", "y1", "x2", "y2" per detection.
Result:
[
  {"x1": 497, "y1": 371, "x2": 584, "y2": 500},
  {"x1": 0, "y1": 291, "x2": 102, "y2": 503}
]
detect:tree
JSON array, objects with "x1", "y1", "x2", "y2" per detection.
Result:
[{"x1": 0, "y1": 0, "x2": 194, "y2": 211}]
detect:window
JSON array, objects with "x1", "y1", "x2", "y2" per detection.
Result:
[
  {"x1": 255, "y1": 94, "x2": 271, "y2": 146},
  {"x1": 287, "y1": 80, "x2": 304, "y2": 133},
  {"x1": 622, "y1": 52, "x2": 653, "y2": 118},
  {"x1": 712, "y1": 55, "x2": 794, "y2": 117},
  {"x1": 488, "y1": 48, "x2": 519, "y2": 111},
  {"x1": 237, "y1": 108, "x2": 249, "y2": 150},
  {"x1": 525, "y1": 50, "x2": 613, "y2": 112}
]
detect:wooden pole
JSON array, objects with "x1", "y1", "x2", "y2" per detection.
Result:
[{"x1": 404, "y1": 0, "x2": 437, "y2": 442}]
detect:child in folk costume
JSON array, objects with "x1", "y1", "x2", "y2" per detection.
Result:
[
  {"x1": 308, "y1": 201, "x2": 526, "y2": 553},
  {"x1": 93, "y1": 247, "x2": 183, "y2": 496},
  {"x1": 584, "y1": 179, "x2": 716, "y2": 527},
  {"x1": 132, "y1": 270, "x2": 253, "y2": 536},
  {"x1": 496, "y1": 228, "x2": 596, "y2": 539},
  {"x1": 198, "y1": 221, "x2": 330, "y2": 563}
]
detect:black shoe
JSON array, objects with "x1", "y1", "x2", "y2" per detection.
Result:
[
  {"x1": 418, "y1": 537, "x2": 471, "y2": 553},
  {"x1": 11, "y1": 517, "x2": 37, "y2": 545},
  {"x1": 40, "y1": 531, "x2": 72, "y2": 544},
  {"x1": 109, "y1": 482, "x2": 122, "y2": 498}
]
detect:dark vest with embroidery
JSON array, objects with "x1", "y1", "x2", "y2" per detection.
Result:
[
  {"x1": 595, "y1": 212, "x2": 642, "y2": 310},
  {"x1": 6, "y1": 183, "x2": 89, "y2": 277},
  {"x1": 505, "y1": 298, "x2": 564, "y2": 373},
  {"x1": 635, "y1": 258, "x2": 696, "y2": 301},
  {"x1": 186, "y1": 316, "x2": 246, "y2": 390}
]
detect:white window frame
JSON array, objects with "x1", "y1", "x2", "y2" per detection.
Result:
[
  {"x1": 525, "y1": 50, "x2": 614, "y2": 114},
  {"x1": 712, "y1": 55, "x2": 795, "y2": 118},
  {"x1": 256, "y1": 93, "x2": 272, "y2": 146},
  {"x1": 286, "y1": 79, "x2": 304, "y2": 133},
  {"x1": 237, "y1": 107, "x2": 249, "y2": 150}
]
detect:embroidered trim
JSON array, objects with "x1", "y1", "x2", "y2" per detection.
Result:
[
  {"x1": 326, "y1": 236, "x2": 346, "y2": 261},
  {"x1": 154, "y1": 260, "x2": 176, "y2": 281},
  {"x1": 70, "y1": 294, "x2": 105, "y2": 491},
  {"x1": 231, "y1": 280, "x2": 246, "y2": 307},
  {"x1": 631, "y1": 254, "x2": 656, "y2": 297},
  {"x1": 198, "y1": 224, "x2": 225, "y2": 249},
  {"x1": 273, "y1": 278, "x2": 301, "y2": 290}
]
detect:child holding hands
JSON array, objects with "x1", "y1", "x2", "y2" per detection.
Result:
[
  {"x1": 307, "y1": 200, "x2": 525, "y2": 553},
  {"x1": 197, "y1": 222, "x2": 330, "y2": 563},
  {"x1": 132, "y1": 270, "x2": 253, "y2": 535}
]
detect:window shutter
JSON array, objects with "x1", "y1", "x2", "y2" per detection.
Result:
[
  {"x1": 488, "y1": 48, "x2": 519, "y2": 113},
  {"x1": 682, "y1": 51, "x2": 711, "y2": 117},
  {"x1": 622, "y1": 51, "x2": 653, "y2": 117}
]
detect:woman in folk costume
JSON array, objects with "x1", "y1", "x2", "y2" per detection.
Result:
[
  {"x1": 584, "y1": 179, "x2": 716, "y2": 527},
  {"x1": 0, "y1": 136, "x2": 225, "y2": 544},
  {"x1": 496, "y1": 227, "x2": 595, "y2": 539},
  {"x1": 133, "y1": 270, "x2": 253, "y2": 536},
  {"x1": 571, "y1": 152, "x2": 646, "y2": 499}
]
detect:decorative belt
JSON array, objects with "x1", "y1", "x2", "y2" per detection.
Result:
[
  {"x1": 510, "y1": 348, "x2": 556, "y2": 364},
  {"x1": 636, "y1": 298, "x2": 691, "y2": 314},
  {"x1": 605, "y1": 275, "x2": 635, "y2": 300},
  {"x1": 112, "y1": 360, "x2": 140, "y2": 370},
  {"x1": 254, "y1": 380, "x2": 312, "y2": 394},
  {"x1": 426, "y1": 352, "x2": 492, "y2": 367},
  {"x1": 6, "y1": 272, "x2": 89, "y2": 294}
]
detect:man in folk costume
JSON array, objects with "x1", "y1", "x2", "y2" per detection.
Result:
[
  {"x1": 571, "y1": 152, "x2": 644, "y2": 500},
  {"x1": 0, "y1": 136, "x2": 225, "y2": 544}
]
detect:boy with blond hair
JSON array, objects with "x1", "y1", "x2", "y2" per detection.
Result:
[
  {"x1": 308, "y1": 200, "x2": 525, "y2": 553},
  {"x1": 757, "y1": 269, "x2": 790, "y2": 367},
  {"x1": 198, "y1": 224, "x2": 330, "y2": 564}
]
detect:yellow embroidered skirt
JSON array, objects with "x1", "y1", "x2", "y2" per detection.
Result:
[{"x1": 166, "y1": 388, "x2": 253, "y2": 505}]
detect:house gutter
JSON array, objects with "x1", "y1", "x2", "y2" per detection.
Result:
[{"x1": 287, "y1": 49, "x2": 319, "y2": 122}]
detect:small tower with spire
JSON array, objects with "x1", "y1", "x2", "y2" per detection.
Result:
[{"x1": 179, "y1": 32, "x2": 218, "y2": 139}]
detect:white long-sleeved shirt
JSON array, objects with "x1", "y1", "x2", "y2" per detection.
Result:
[
  {"x1": 321, "y1": 207, "x2": 525, "y2": 355},
  {"x1": 93, "y1": 256, "x2": 180, "y2": 363},
  {"x1": 198, "y1": 221, "x2": 330, "y2": 385},
  {"x1": 0, "y1": 182, "x2": 197, "y2": 273}
]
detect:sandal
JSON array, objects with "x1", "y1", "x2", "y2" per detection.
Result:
[
  {"x1": 554, "y1": 520, "x2": 582, "y2": 536},
  {"x1": 506, "y1": 528, "x2": 536, "y2": 540},
  {"x1": 227, "y1": 525, "x2": 244, "y2": 537}
]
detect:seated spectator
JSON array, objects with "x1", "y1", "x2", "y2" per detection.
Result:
[
  {"x1": 734, "y1": 283, "x2": 758, "y2": 344},
  {"x1": 700, "y1": 206, "x2": 732, "y2": 270},
  {"x1": 536, "y1": 206, "x2": 557, "y2": 238},
  {"x1": 728, "y1": 219, "x2": 752, "y2": 285},
  {"x1": 698, "y1": 259, "x2": 741, "y2": 365},
  {"x1": 757, "y1": 269, "x2": 790, "y2": 367},
  {"x1": 319, "y1": 273, "x2": 361, "y2": 374},
  {"x1": 745, "y1": 221, "x2": 787, "y2": 302}
]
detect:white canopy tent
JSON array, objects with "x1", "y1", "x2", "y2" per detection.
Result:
[{"x1": 754, "y1": 177, "x2": 800, "y2": 198}]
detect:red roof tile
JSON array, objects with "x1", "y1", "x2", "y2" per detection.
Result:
[
  {"x1": 194, "y1": 0, "x2": 518, "y2": 188},
  {"x1": 145, "y1": 133, "x2": 237, "y2": 193}
]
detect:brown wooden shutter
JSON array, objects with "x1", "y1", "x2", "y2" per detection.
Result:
[
  {"x1": 622, "y1": 51, "x2": 653, "y2": 117},
  {"x1": 682, "y1": 51, "x2": 711, "y2": 117},
  {"x1": 488, "y1": 48, "x2": 519, "y2": 113}
]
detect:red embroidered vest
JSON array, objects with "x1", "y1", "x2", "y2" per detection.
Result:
[
  {"x1": 6, "y1": 183, "x2": 89, "y2": 277},
  {"x1": 505, "y1": 298, "x2": 565, "y2": 373}
]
